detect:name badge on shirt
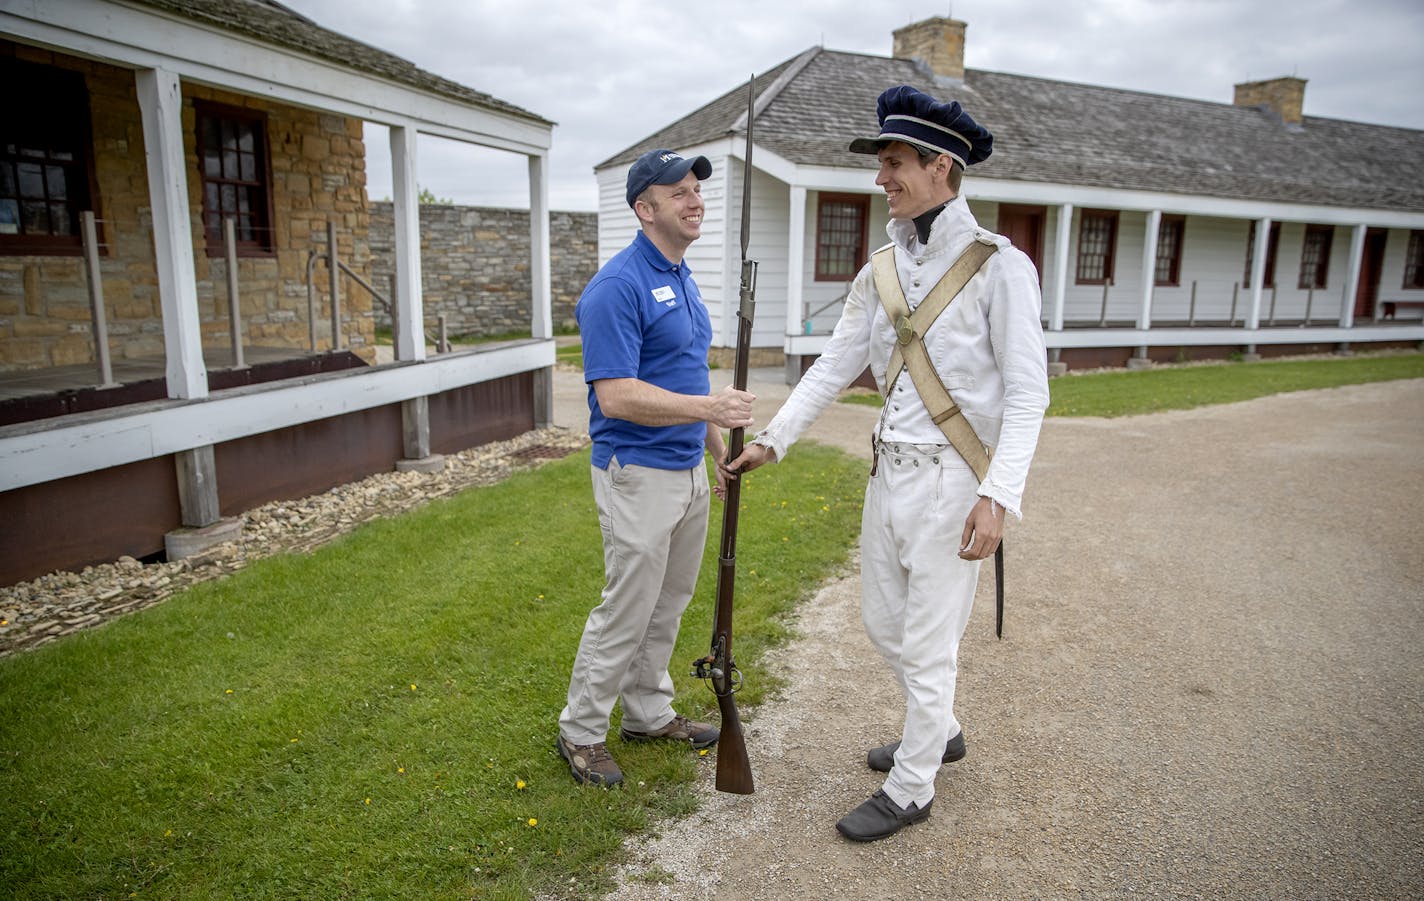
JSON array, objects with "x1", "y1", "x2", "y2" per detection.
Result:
[{"x1": 651, "y1": 285, "x2": 677, "y2": 306}]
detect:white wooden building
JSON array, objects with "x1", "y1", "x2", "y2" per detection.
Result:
[{"x1": 594, "y1": 17, "x2": 1424, "y2": 377}]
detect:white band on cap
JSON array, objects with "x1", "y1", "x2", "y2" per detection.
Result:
[
  {"x1": 875, "y1": 130, "x2": 968, "y2": 169},
  {"x1": 882, "y1": 114, "x2": 972, "y2": 150}
]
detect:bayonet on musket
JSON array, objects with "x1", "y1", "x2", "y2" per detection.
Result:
[{"x1": 691, "y1": 75, "x2": 757, "y2": 795}]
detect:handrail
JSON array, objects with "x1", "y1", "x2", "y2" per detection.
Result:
[
  {"x1": 801, "y1": 283, "x2": 853, "y2": 335},
  {"x1": 305, "y1": 218, "x2": 448, "y2": 357}
]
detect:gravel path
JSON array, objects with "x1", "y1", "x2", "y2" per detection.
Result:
[
  {"x1": 590, "y1": 374, "x2": 1424, "y2": 900},
  {"x1": 5, "y1": 361, "x2": 1420, "y2": 898}
]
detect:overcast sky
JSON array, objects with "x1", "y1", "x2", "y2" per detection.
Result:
[{"x1": 282, "y1": 0, "x2": 1424, "y2": 212}]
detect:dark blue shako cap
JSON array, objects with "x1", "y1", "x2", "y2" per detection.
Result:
[
  {"x1": 625, "y1": 149, "x2": 713, "y2": 208},
  {"x1": 848, "y1": 85, "x2": 993, "y2": 168}
]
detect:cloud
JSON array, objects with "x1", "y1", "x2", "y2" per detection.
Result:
[{"x1": 285, "y1": 0, "x2": 1424, "y2": 211}]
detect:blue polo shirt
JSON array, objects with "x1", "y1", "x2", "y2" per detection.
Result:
[{"x1": 576, "y1": 231, "x2": 712, "y2": 471}]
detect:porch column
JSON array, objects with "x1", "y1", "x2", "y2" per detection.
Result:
[
  {"x1": 529, "y1": 151, "x2": 554, "y2": 427},
  {"x1": 1049, "y1": 203, "x2": 1073, "y2": 332},
  {"x1": 137, "y1": 67, "x2": 243, "y2": 557},
  {"x1": 389, "y1": 124, "x2": 425, "y2": 363},
  {"x1": 388, "y1": 125, "x2": 443, "y2": 473},
  {"x1": 1246, "y1": 216, "x2": 1271, "y2": 332},
  {"x1": 1132, "y1": 209, "x2": 1161, "y2": 366},
  {"x1": 135, "y1": 67, "x2": 205, "y2": 401},
  {"x1": 785, "y1": 186, "x2": 807, "y2": 382},
  {"x1": 1047, "y1": 203, "x2": 1073, "y2": 372},
  {"x1": 1340, "y1": 223, "x2": 1368, "y2": 329},
  {"x1": 1138, "y1": 210, "x2": 1161, "y2": 330}
]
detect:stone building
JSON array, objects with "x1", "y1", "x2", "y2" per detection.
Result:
[
  {"x1": 1, "y1": 45, "x2": 377, "y2": 372},
  {"x1": 0, "y1": 0, "x2": 559, "y2": 585},
  {"x1": 369, "y1": 203, "x2": 596, "y2": 338}
]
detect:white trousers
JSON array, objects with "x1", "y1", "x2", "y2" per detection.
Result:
[
  {"x1": 861, "y1": 442, "x2": 983, "y2": 809},
  {"x1": 559, "y1": 458, "x2": 710, "y2": 746}
]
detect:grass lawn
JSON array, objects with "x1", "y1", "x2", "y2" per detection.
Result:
[
  {"x1": 0, "y1": 446, "x2": 865, "y2": 899},
  {"x1": 837, "y1": 351, "x2": 1424, "y2": 416},
  {"x1": 5, "y1": 349, "x2": 1420, "y2": 898}
]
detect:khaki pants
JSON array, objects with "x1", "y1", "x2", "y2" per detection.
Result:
[{"x1": 559, "y1": 458, "x2": 710, "y2": 745}]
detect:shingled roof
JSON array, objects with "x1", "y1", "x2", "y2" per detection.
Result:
[
  {"x1": 600, "y1": 47, "x2": 1424, "y2": 214},
  {"x1": 133, "y1": 0, "x2": 551, "y2": 126}
]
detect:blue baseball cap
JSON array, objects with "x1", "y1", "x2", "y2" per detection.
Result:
[
  {"x1": 625, "y1": 149, "x2": 713, "y2": 208},
  {"x1": 849, "y1": 85, "x2": 993, "y2": 169}
]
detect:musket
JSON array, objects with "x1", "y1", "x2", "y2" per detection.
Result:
[{"x1": 691, "y1": 75, "x2": 757, "y2": 795}]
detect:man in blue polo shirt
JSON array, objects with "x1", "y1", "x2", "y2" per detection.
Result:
[{"x1": 556, "y1": 149, "x2": 757, "y2": 787}]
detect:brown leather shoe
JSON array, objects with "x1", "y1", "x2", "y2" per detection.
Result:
[
  {"x1": 619, "y1": 713, "x2": 720, "y2": 749},
  {"x1": 556, "y1": 734, "x2": 624, "y2": 787},
  {"x1": 866, "y1": 730, "x2": 966, "y2": 772}
]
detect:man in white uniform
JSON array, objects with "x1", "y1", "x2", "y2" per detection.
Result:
[{"x1": 725, "y1": 85, "x2": 1050, "y2": 841}]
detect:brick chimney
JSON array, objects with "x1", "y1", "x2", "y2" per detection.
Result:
[
  {"x1": 1233, "y1": 77, "x2": 1307, "y2": 125},
  {"x1": 892, "y1": 17, "x2": 967, "y2": 81}
]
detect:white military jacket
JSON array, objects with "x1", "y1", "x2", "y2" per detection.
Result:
[{"x1": 755, "y1": 194, "x2": 1050, "y2": 517}]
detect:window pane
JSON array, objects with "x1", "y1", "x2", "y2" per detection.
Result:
[
  {"x1": 196, "y1": 108, "x2": 271, "y2": 252},
  {"x1": 49, "y1": 202, "x2": 72, "y2": 235},
  {"x1": 1155, "y1": 220, "x2": 1182, "y2": 284},
  {"x1": 202, "y1": 117, "x2": 220, "y2": 153},
  {"x1": 45, "y1": 165, "x2": 67, "y2": 200},
  {"x1": 18, "y1": 162, "x2": 44, "y2": 198},
  {"x1": 816, "y1": 198, "x2": 865, "y2": 279},
  {"x1": 22, "y1": 199, "x2": 50, "y2": 233},
  {"x1": 1404, "y1": 232, "x2": 1423, "y2": 289},
  {"x1": 1078, "y1": 214, "x2": 1113, "y2": 282},
  {"x1": 1, "y1": 61, "x2": 93, "y2": 245}
]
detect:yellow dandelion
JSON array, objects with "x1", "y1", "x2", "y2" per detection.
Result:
[
  {"x1": 527, "y1": 818, "x2": 538, "y2": 827},
  {"x1": 821, "y1": 505, "x2": 830, "y2": 512},
  {"x1": 365, "y1": 797, "x2": 371, "y2": 805},
  {"x1": 398, "y1": 767, "x2": 405, "y2": 774},
  {"x1": 290, "y1": 738, "x2": 298, "y2": 743},
  {"x1": 225, "y1": 689, "x2": 233, "y2": 694},
  {"x1": 516, "y1": 779, "x2": 527, "y2": 790},
  {"x1": 164, "y1": 829, "x2": 172, "y2": 837}
]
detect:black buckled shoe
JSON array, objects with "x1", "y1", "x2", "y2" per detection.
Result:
[
  {"x1": 835, "y1": 789, "x2": 933, "y2": 842},
  {"x1": 866, "y1": 730, "x2": 966, "y2": 772}
]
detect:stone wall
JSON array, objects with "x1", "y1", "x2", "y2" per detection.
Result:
[
  {"x1": 369, "y1": 203, "x2": 595, "y2": 338},
  {"x1": 0, "y1": 42, "x2": 375, "y2": 373}
]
